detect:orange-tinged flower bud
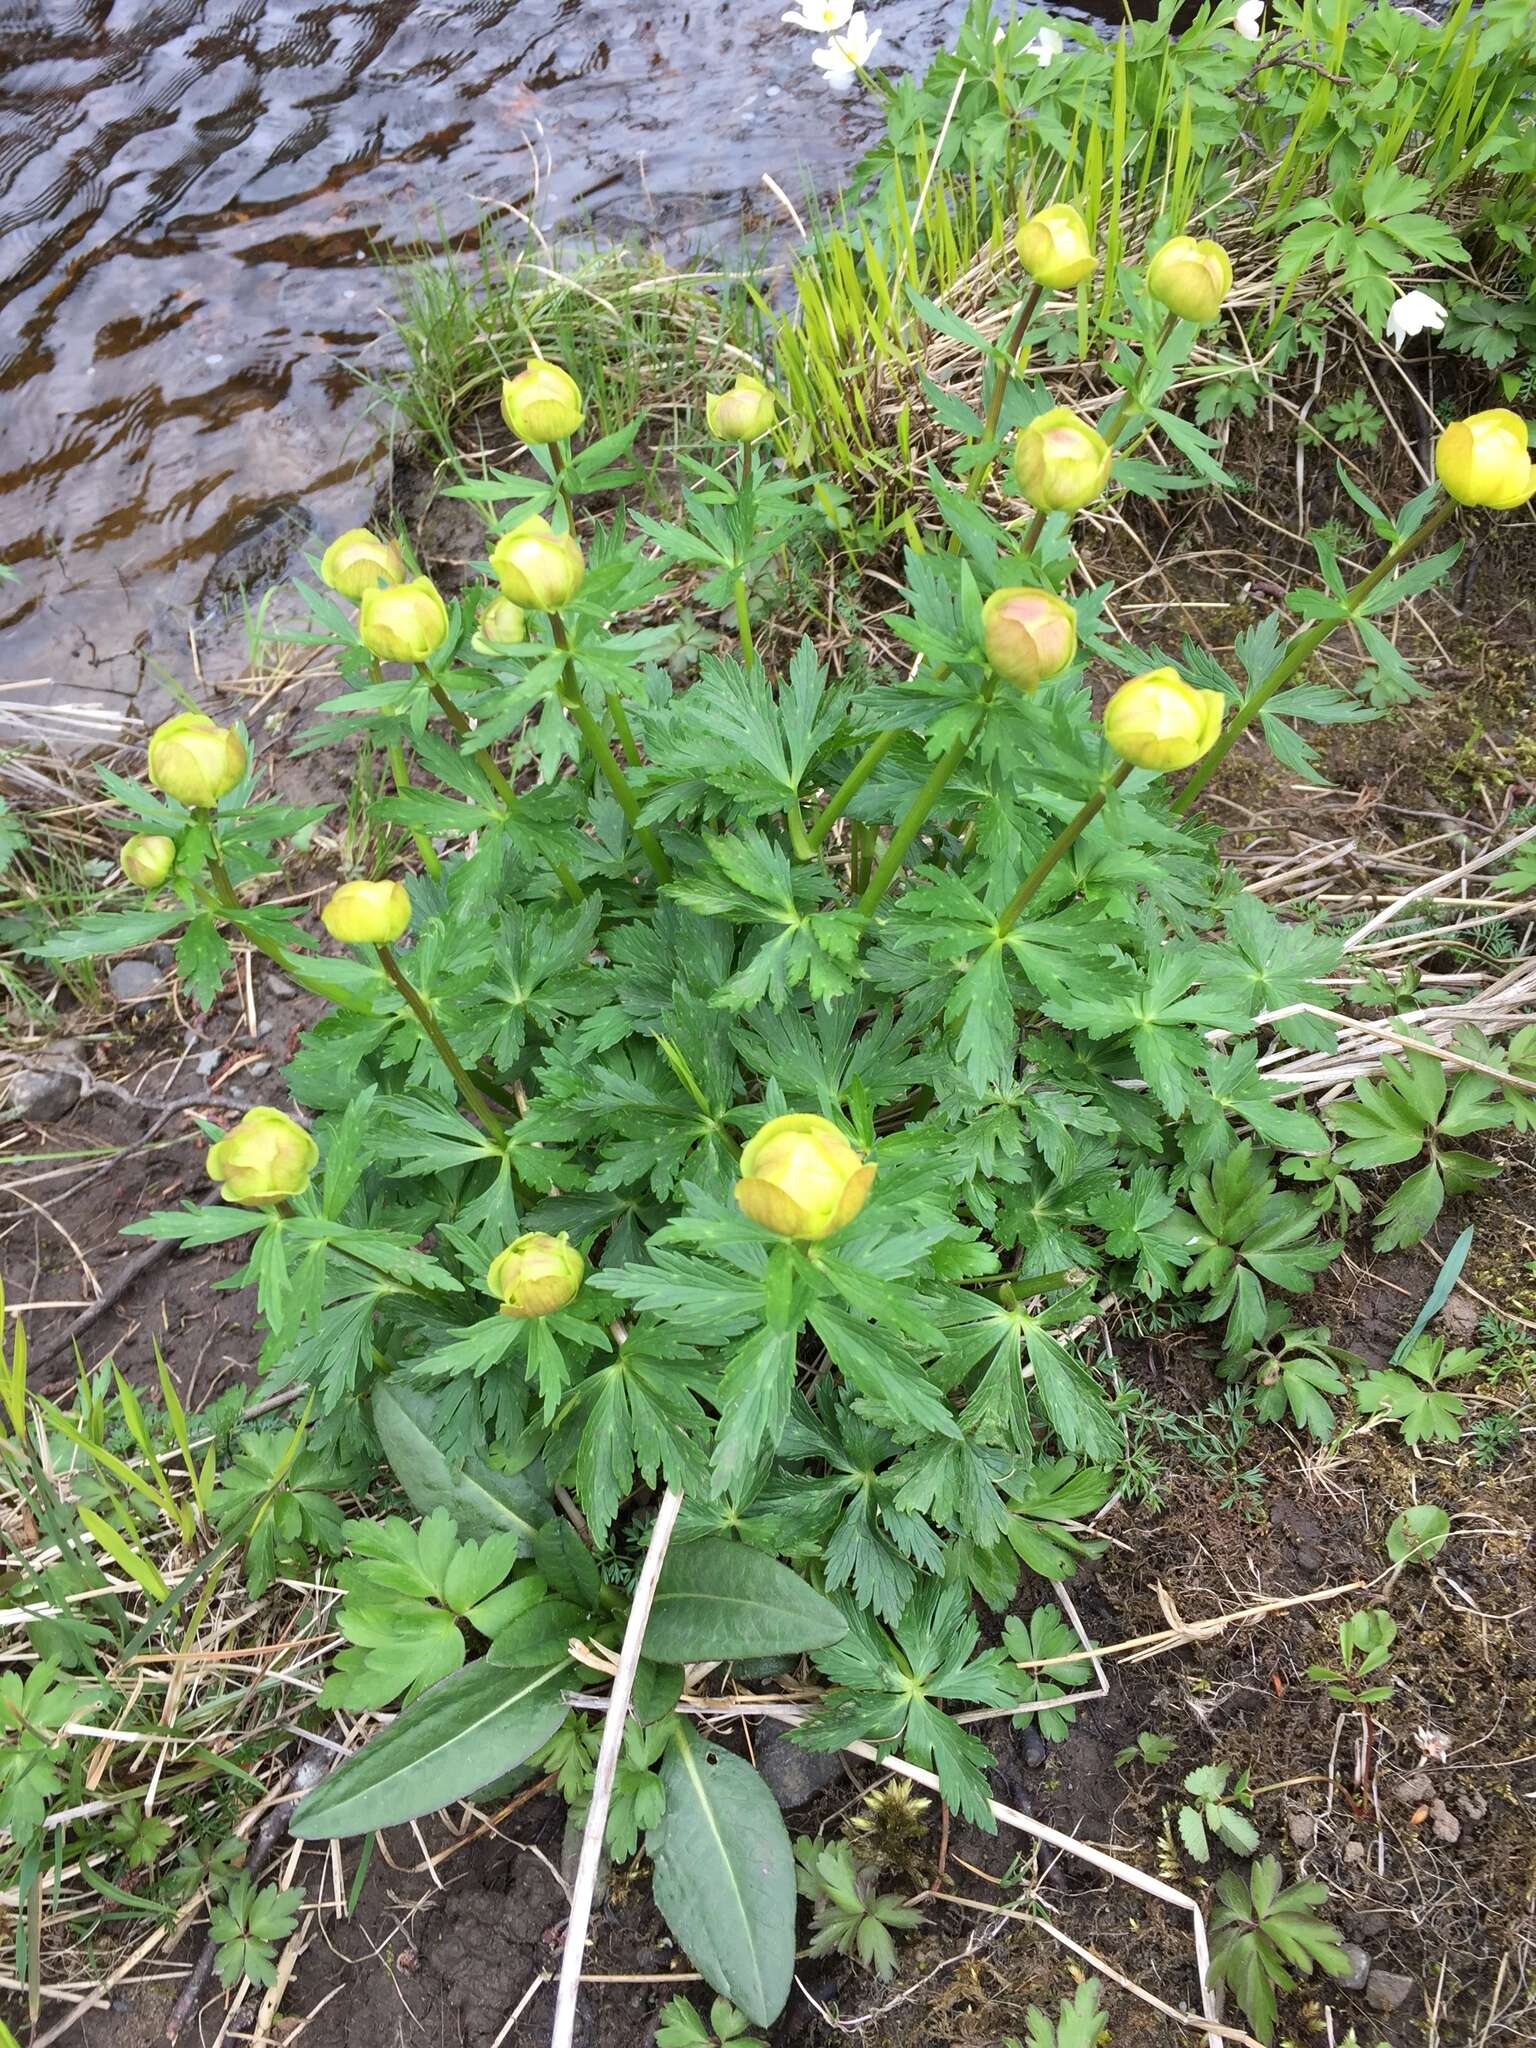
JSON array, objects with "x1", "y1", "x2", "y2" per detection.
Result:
[
  {"x1": 321, "y1": 879, "x2": 412, "y2": 946},
  {"x1": 1103, "y1": 667, "x2": 1224, "y2": 772},
  {"x1": 1434, "y1": 409, "x2": 1534, "y2": 510},
  {"x1": 1145, "y1": 236, "x2": 1233, "y2": 324},
  {"x1": 486, "y1": 1232, "x2": 584, "y2": 1318},
  {"x1": 981, "y1": 586, "x2": 1078, "y2": 691},
  {"x1": 489, "y1": 515, "x2": 585, "y2": 611},
  {"x1": 474, "y1": 594, "x2": 527, "y2": 654},
  {"x1": 1012, "y1": 406, "x2": 1112, "y2": 513},
  {"x1": 734, "y1": 1113, "x2": 874, "y2": 1242},
  {"x1": 706, "y1": 374, "x2": 777, "y2": 442},
  {"x1": 500, "y1": 359, "x2": 585, "y2": 445},
  {"x1": 146, "y1": 713, "x2": 247, "y2": 809},
  {"x1": 320, "y1": 528, "x2": 406, "y2": 600},
  {"x1": 120, "y1": 834, "x2": 176, "y2": 888},
  {"x1": 207, "y1": 1106, "x2": 318, "y2": 1206},
  {"x1": 1015, "y1": 202, "x2": 1096, "y2": 290},
  {"x1": 358, "y1": 576, "x2": 450, "y2": 665}
]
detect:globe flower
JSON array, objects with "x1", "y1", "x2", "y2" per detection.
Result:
[
  {"x1": 207, "y1": 1106, "x2": 319, "y2": 1206},
  {"x1": 489, "y1": 516, "x2": 585, "y2": 611},
  {"x1": 486, "y1": 1232, "x2": 584, "y2": 1318},
  {"x1": 321, "y1": 879, "x2": 412, "y2": 946},
  {"x1": 706, "y1": 374, "x2": 777, "y2": 442},
  {"x1": 319, "y1": 528, "x2": 405, "y2": 600},
  {"x1": 500, "y1": 359, "x2": 585, "y2": 445},
  {"x1": 146, "y1": 713, "x2": 247, "y2": 809},
  {"x1": 981, "y1": 587, "x2": 1077, "y2": 691},
  {"x1": 1434, "y1": 409, "x2": 1534, "y2": 510},
  {"x1": 1012, "y1": 407, "x2": 1112, "y2": 513},
  {"x1": 1103, "y1": 668, "x2": 1224, "y2": 772},
  {"x1": 1146, "y1": 237, "x2": 1233, "y2": 324},
  {"x1": 474, "y1": 594, "x2": 527, "y2": 654},
  {"x1": 120, "y1": 834, "x2": 176, "y2": 888},
  {"x1": 358, "y1": 576, "x2": 450, "y2": 665},
  {"x1": 1014, "y1": 203, "x2": 1096, "y2": 290},
  {"x1": 734, "y1": 1113, "x2": 875, "y2": 1241}
]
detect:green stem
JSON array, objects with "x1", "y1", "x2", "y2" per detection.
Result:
[
  {"x1": 966, "y1": 279, "x2": 1044, "y2": 501},
  {"x1": 605, "y1": 691, "x2": 643, "y2": 768},
  {"x1": 1173, "y1": 498, "x2": 1456, "y2": 816},
  {"x1": 428, "y1": 680, "x2": 582, "y2": 905},
  {"x1": 1100, "y1": 311, "x2": 1181, "y2": 450},
  {"x1": 387, "y1": 741, "x2": 442, "y2": 880},
  {"x1": 806, "y1": 728, "x2": 902, "y2": 852},
  {"x1": 550, "y1": 615, "x2": 672, "y2": 884},
  {"x1": 375, "y1": 943, "x2": 507, "y2": 1147},
  {"x1": 996, "y1": 762, "x2": 1133, "y2": 937},
  {"x1": 858, "y1": 717, "x2": 983, "y2": 919},
  {"x1": 1019, "y1": 507, "x2": 1047, "y2": 558},
  {"x1": 732, "y1": 572, "x2": 755, "y2": 665}
]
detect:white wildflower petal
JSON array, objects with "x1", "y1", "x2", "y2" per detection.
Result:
[
  {"x1": 1233, "y1": 0, "x2": 1264, "y2": 37},
  {"x1": 1025, "y1": 25, "x2": 1064, "y2": 66},
  {"x1": 783, "y1": 0, "x2": 855, "y2": 29},
  {"x1": 1385, "y1": 288, "x2": 1448, "y2": 351}
]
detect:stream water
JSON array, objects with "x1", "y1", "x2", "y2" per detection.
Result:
[{"x1": 0, "y1": 0, "x2": 972, "y2": 719}]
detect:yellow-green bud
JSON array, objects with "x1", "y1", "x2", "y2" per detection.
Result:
[
  {"x1": 120, "y1": 834, "x2": 176, "y2": 888},
  {"x1": 1434, "y1": 408, "x2": 1534, "y2": 510},
  {"x1": 1012, "y1": 406, "x2": 1112, "y2": 514},
  {"x1": 1145, "y1": 236, "x2": 1233, "y2": 324},
  {"x1": 1103, "y1": 667, "x2": 1224, "y2": 772},
  {"x1": 500, "y1": 359, "x2": 585, "y2": 445},
  {"x1": 146, "y1": 713, "x2": 247, "y2": 809},
  {"x1": 474, "y1": 594, "x2": 528, "y2": 654},
  {"x1": 706, "y1": 374, "x2": 777, "y2": 442},
  {"x1": 321, "y1": 879, "x2": 412, "y2": 946},
  {"x1": 320, "y1": 528, "x2": 406, "y2": 600},
  {"x1": 207, "y1": 1106, "x2": 319, "y2": 1206},
  {"x1": 486, "y1": 1232, "x2": 584, "y2": 1318},
  {"x1": 734, "y1": 1113, "x2": 875, "y2": 1242},
  {"x1": 357, "y1": 576, "x2": 450, "y2": 665},
  {"x1": 489, "y1": 516, "x2": 585, "y2": 612},
  {"x1": 1015, "y1": 202, "x2": 1096, "y2": 290},
  {"x1": 981, "y1": 586, "x2": 1077, "y2": 691}
]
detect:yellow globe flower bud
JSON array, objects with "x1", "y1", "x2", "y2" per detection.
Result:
[
  {"x1": 146, "y1": 713, "x2": 247, "y2": 809},
  {"x1": 734, "y1": 1113, "x2": 875, "y2": 1242},
  {"x1": 500, "y1": 359, "x2": 585, "y2": 445},
  {"x1": 120, "y1": 834, "x2": 176, "y2": 888},
  {"x1": 981, "y1": 586, "x2": 1078, "y2": 691},
  {"x1": 489, "y1": 516, "x2": 585, "y2": 611},
  {"x1": 207, "y1": 1106, "x2": 319, "y2": 1206},
  {"x1": 357, "y1": 576, "x2": 450, "y2": 665},
  {"x1": 474, "y1": 594, "x2": 527, "y2": 654},
  {"x1": 706, "y1": 374, "x2": 777, "y2": 442},
  {"x1": 1103, "y1": 668, "x2": 1224, "y2": 772},
  {"x1": 1434, "y1": 408, "x2": 1534, "y2": 510},
  {"x1": 1012, "y1": 406, "x2": 1112, "y2": 514},
  {"x1": 486, "y1": 1232, "x2": 585, "y2": 1318},
  {"x1": 320, "y1": 879, "x2": 412, "y2": 946},
  {"x1": 1145, "y1": 236, "x2": 1233, "y2": 324},
  {"x1": 319, "y1": 528, "x2": 406, "y2": 600},
  {"x1": 1015, "y1": 202, "x2": 1096, "y2": 290}
]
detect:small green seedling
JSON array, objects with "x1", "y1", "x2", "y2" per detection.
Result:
[
  {"x1": 794, "y1": 1837, "x2": 924, "y2": 1980},
  {"x1": 1116, "y1": 1730, "x2": 1178, "y2": 1769},
  {"x1": 1385, "y1": 1503, "x2": 1450, "y2": 1566},
  {"x1": 655, "y1": 1993, "x2": 766, "y2": 2048},
  {"x1": 1005, "y1": 1975, "x2": 1109, "y2": 2048},
  {"x1": 1207, "y1": 1855, "x2": 1349, "y2": 2042},
  {"x1": 1307, "y1": 1609, "x2": 1397, "y2": 1706},
  {"x1": 1176, "y1": 1763, "x2": 1260, "y2": 1862}
]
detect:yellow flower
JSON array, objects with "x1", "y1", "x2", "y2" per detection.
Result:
[
  {"x1": 1434, "y1": 409, "x2": 1534, "y2": 510},
  {"x1": 489, "y1": 516, "x2": 585, "y2": 611},
  {"x1": 207, "y1": 1106, "x2": 319, "y2": 1206},
  {"x1": 146, "y1": 713, "x2": 247, "y2": 809},
  {"x1": 1103, "y1": 668, "x2": 1224, "y2": 771},
  {"x1": 120, "y1": 834, "x2": 176, "y2": 887},
  {"x1": 320, "y1": 528, "x2": 406, "y2": 600},
  {"x1": 1012, "y1": 407, "x2": 1112, "y2": 513},
  {"x1": 486, "y1": 1232, "x2": 584, "y2": 1318},
  {"x1": 1014, "y1": 202, "x2": 1096, "y2": 290},
  {"x1": 474, "y1": 594, "x2": 527, "y2": 654},
  {"x1": 734, "y1": 1113, "x2": 875, "y2": 1241},
  {"x1": 981, "y1": 587, "x2": 1078, "y2": 691},
  {"x1": 706, "y1": 374, "x2": 777, "y2": 442},
  {"x1": 500, "y1": 359, "x2": 585, "y2": 445},
  {"x1": 321, "y1": 879, "x2": 412, "y2": 946},
  {"x1": 358, "y1": 576, "x2": 450, "y2": 665},
  {"x1": 1145, "y1": 237, "x2": 1233, "y2": 324}
]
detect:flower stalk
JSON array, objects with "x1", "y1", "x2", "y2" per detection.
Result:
[
  {"x1": 428, "y1": 678, "x2": 583, "y2": 904},
  {"x1": 550, "y1": 615, "x2": 672, "y2": 883},
  {"x1": 995, "y1": 761, "x2": 1133, "y2": 936},
  {"x1": 374, "y1": 942, "x2": 507, "y2": 1147},
  {"x1": 858, "y1": 716, "x2": 984, "y2": 918},
  {"x1": 965, "y1": 280, "x2": 1044, "y2": 501},
  {"x1": 1099, "y1": 310, "x2": 1180, "y2": 450},
  {"x1": 806, "y1": 728, "x2": 901, "y2": 851}
]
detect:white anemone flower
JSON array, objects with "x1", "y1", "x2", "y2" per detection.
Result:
[
  {"x1": 812, "y1": 10, "x2": 881, "y2": 88},
  {"x1": 1385, "y1": 289, "x2": 1448, "y2": 351},
  {"x1": 1232, "y1": 0, "x2": 1265, "y2": 36},
  {"x1": 1024, "y1": 24, "x2": 1065, "y2": 65},
  {"x1": 783, "y1": 0, "x2": 855, "y2": 30}
]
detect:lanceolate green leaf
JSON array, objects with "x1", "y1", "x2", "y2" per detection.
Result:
[
  {"x1": 371, "y1": 1382, "x2": 549, "y2": 1549},
  {"x1": 647, "y1": 1723, "x2": 796, "y2": 2028},
  {"x1": 642, "y1": 1536, "x2": 848, "y2": 1663},
  {"x1": 291, "y1": 1658, "x2": 569, "y2": 1838}
]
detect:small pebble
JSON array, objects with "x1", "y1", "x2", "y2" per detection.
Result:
[
  {"x1": 4, "y1": 1066, "x2": 83, "y2": 1122},
  {"x1": 1019, "y1": 1723, "x2": 1049, "y2": 1769},
  {"x1": 1338, "y1": 1944, "x2": 1371, "y2": 1993},
  {"x1": 1365, "y1": 1968, "x2": 1415, "y2": 2016},
  {"x1": 108, "y1": 958, "x2": 162, "y2": 1004},
  {"x1": 265, "y1": 974, "x2": 297, "y2": 999}
]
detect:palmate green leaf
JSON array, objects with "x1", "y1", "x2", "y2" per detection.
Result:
[
  {"x1": 709, "y1": 1327, "x2": 797, "y2": 1497},
  {"x1": 1020, "y1": 1320, "x2": 1118, "y2": 1463},
  {"x1": 1195, "y1": 894, "x2": 1341, "y2": 1051},
  {"x1": 1048, "y1": 950, "x2": 1246, "y2": 1116},
  {"x1": 1001, "y1": 1602, "x2": 1093, "y2": 1742},
  {"x1": 174, "y1": 912, "x2": 232, "y2": 1008},
  {"x1": 642, "y1": 1536, "x2": 848, "y2": 1663},
  {"x1": 1355, "y1": 1335, "x2": 1480, "y2": 1443},
  {"x1": 567, "y1": 1333, "x2": 713, "y2": 1540},
  {"x1": 32, "y1": 905, "x2": 188, "y2": 963}
]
